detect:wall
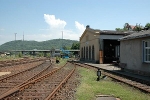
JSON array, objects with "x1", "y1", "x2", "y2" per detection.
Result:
[
  {"x1": 120, "y1": 37, "x2": 150, "y2": 73},
  {"x1": 80, "y1": 31, "x2": 100, "y2": 63}
]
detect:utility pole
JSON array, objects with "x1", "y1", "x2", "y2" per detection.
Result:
[
  {"x1": 61, "y1": 31, "x2": 63, "y2": 58},
  {"x1": 14, "y1": 33, "x2": 17, "y2": 57},
  {"x1": 62, "y1": 31, "x2": 63, "y2": 39},
  {"x1": 23, "y1": 32, "x2": 24, "y2": 41},
  {"x1": 22, "y1": 32, "x2": 24, "y2": 56}
]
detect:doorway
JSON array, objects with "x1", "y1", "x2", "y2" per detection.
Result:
[{"x1": 103, "y1": 39, "x2": 120, "y2": 63}]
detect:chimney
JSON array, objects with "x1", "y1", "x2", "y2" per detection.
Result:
[{"x1": 86, "y1": 25, "x2": 90, "y2": 28}]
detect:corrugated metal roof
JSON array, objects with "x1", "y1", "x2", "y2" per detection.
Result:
[
  {"x1": 119, "y1": 30, "x2": 150, "y2": 40},
  {"x1": 100, "y1": 30, "x2": 133, "y2": 35}
]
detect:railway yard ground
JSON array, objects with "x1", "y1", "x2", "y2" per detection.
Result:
[{"x1": 0, "y1": 57, "x2": 150, "y2": 100}]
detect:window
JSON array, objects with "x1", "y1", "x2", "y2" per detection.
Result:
[
  {"x1": 86, "y1": 46, "x2": 88, "y2": 60},
  {"x1": 115, "y1": 45, "x2": 120, "y2": 58},
  {"x1": 84, "y1": 47, "x2": 85, "y2": 59},
  {"x1": 81, "y1": 47, "x2": 83, "y2": 59},
  {"x1": 89, "y1": 46, "x2": 91, "y2": 60},
  {"x1": 92, "y1": 45, "x2": 94, "y2": 60},
  {"x1": 143, "y1": 40, "x2": 150, "y2": 63}
]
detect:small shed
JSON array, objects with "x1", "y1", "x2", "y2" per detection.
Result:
[{"x1": 120, "y1": 30, "x2": 150, "y2": 76}]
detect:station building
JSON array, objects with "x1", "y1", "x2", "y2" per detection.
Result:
[
  {"x1": 120, "y1": 30, "x2": 150, "y2": 76},
  {"x1": 80, "y1": 25, "x2": 132, "y2": 64}
]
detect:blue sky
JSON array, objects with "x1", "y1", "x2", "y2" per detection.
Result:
[{"x1": 0, "y1": 0, "x2": 150, "y2": 45}]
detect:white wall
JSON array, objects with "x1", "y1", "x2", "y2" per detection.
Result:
[{"x1": 120, "y1": 38, "x2": 150, "y2": 73}]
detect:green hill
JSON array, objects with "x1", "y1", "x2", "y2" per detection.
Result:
[{"x1": 0, "y1": 39, "x2": 79, "y2": 52}]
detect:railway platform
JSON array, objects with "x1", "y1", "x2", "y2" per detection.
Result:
[{"x1": 83, "y1": 62, "x2": 150, "y2": 84}]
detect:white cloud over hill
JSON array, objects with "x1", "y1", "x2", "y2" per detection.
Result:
[
  {"x1": 38, "y1": 14, "x2": 85, "y2": 41},
  {"x1": 0, "y1": 14, "x2": 85, "y2": 45}
]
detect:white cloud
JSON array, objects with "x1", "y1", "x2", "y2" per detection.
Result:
[
  {"x1": 41, "y1": 14, "x2": 85, "y2": 41},
  {"x1": 0, "y1": 15, "x2": 86, "y2": 45},
  {"x1": 75, "y1": 21, "x2": 85, "y2": 33},
  {"x1": 44, "y1": 14, "x2": 67, "y2": 29},
  {"x1": 24, "y1": 14, "x2": 85, "y2": 43}
]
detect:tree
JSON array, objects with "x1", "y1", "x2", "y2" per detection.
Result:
[
  {"x1": 71, "y1": 42, "x2": 80, "y2": 55},
  {"x1": 18, "y1": 52, "x2": 23, "y2": 57},
  {"x1": 115, "y1": 23, "x2": 129, "y2": 31},
  {"x1": 133, "y1": 24, "x2": 143, "y2": 31},
  {"x1": 116, "y1": 23, "x2": 145, "y2": 32},
  {"x1": 115, "y1": 28, "x2": 124, "y2": 31},
  {"x1": 145, "y1": 23, "x2": 150, "y2": 29},
  {"x1": 71, "y1": 42, "x2": 80, "y2": 50},
  {"x1": 123, "y1": 23, "x2": 130, "y2": 31}
]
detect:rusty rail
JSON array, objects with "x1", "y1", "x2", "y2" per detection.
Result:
[
  {"x1": 74, "y1": 62, "x2": 150, "y2": 93},
  {"x1": 45, "y1": 64, "x2": 76, "y2": 100},
  {"x1": 0, "y1": 62, "x2": 67, "y2": 99},
  {"x1": 0, "y1": 61, "x2": 45, "y2": 82},
  {"x1": 0, "y1": 57, "x2": 46, "y2": 67}
]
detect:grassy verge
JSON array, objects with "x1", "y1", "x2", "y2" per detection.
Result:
[
  {"x1": 75, "y1": 67, "x2": 150, "y2": 100},
  {"x1": 0, "y1": 56, "x2": 17, "y2": 61}
]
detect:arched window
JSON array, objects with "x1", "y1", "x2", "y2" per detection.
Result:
[
  {"x1": 84, "y1": 47, "x2": 85, "y2": 59},
  {"x1": 81, "y1": 47, "x2": 83, "y2": 59},
  {"x1": 92, "y1": 45, "x2": 95, "y2": 60},
  {"x1": 86, "y1": 46, "x2": 88, "y2": 60},
  {"x1": 89, "y1": 46, "x2": 91, "y2": 60}
]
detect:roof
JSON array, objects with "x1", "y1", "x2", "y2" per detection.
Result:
[
  {"x1": 80, "y1": 27, "x2": 100, "y2": 41},
  {"x1": 119, "y1": 30, "x2": 150, "y2": 41},
  {"x1": 130, "y1": 25, "x2": 136, "y2": 29},
  {"x1": 80, "y1": 26, "x2": 133, "y2": 41},
  {"x1": 100, "y1": 30, "x2": 133, "y2": 35}
]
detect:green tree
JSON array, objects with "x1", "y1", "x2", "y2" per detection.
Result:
[
  {"x1": 62, "y1": 45, "x2": 67, "y2": 50},
  {"x1": 115, "y1": 23, "x2": 129, "y2": 31},
  {"x1": 37, "y1": 52, "x2": 44, "y2": 57},
  {"x1": 18, "y1": 52, "x2": 23, "y2": 58},
  {"x1": 115, "y1": 28, "x2": 124, "y2": 31},
  {"x1": 71, "y1": 42, "x2": 80, "y2": 55},
  {"x1": 133, "y1": 24, "x2": 143, "y2": 31},
  {"x1": 46, "y1": 53, "x2": 51, "y2": 57},
  {"x1": 71, "y1": 42, "x2": 80, "y2": 50},
  {"x1": 145, "y1": 23, "x2": 150, "y2": 29}
]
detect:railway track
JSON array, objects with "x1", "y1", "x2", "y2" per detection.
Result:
[
  {"x1": 74, "y1": 61, "x2": 150, "y2": 93},
  {"x1": 0, "y1": 60, "x2": 45, "y2": 78},
  {"x1": 0, "y1": 60, "x2": 52, "y2": 97},
  {"x1": 0, "y1": 57, "x2": 46, "y2": 67},
  {"x1": 0, "y1": 62, "x2": 77, "y2": 100}
]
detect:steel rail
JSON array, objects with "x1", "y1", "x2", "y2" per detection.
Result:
[
  {"x1": 0, "y1": 62, "x2": 67, "y2": 99},
  {"x1": 0, "y1": 61, "x2": 51, "y2": 99},
  {"x1": 0, "y1": 60, "x2": 45, "y2": 82},
  {"x1": 0, "y1": 57, "x2": 46, "y2": 67},
  {"x1": 45, "y1": 64, "x2": 76, "y2": 100},
  {"x1": 74, "y1": 62, "x2": 150, "y2": 93},
  {"x1": 103, "y1": 72, "x2": 150, "y2": 93}
]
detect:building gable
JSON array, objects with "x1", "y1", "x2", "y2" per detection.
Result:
[{"x1": 80, "y1": 27, "x2": 100, "y2": 43}]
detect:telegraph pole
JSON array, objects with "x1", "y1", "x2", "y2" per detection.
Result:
[
  {"x1": 61, "y1": 31, "x2": 63, "y2": 58},
  {"x1": 22, "y1": 32, "x2": 24, "y2": 56},
  {"x1": 14, "y1": 33, "x2": 17, "y2": 57},
  {"x1": 62, "y1": 31, "x2": 63, "y2": 40}
]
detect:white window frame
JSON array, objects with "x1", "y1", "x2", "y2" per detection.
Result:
[{"x1": 143, "y1": 40, "x2": 150, "y2": 63}]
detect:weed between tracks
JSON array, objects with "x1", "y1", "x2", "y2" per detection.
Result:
[{"x1": 75, "y1": 67, "x2": 150, "y2": 100}]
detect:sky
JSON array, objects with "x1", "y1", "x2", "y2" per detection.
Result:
[{"x1": 0, "y1": 0, "x2": 150, "y2": 45}]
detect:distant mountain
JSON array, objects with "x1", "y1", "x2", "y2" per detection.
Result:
[{"x1": 0, "y1": 39, "x2": 79, "y2": 52}]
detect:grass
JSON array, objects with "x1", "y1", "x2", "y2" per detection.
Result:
[
  {"x1": 75, "y1": 67, "x2": 150, "y2": 100},
  {"x1": 55, "y1": 58, "x2": 68, "y2": 66},
  {"x1": 0, "y1": 56, "x2": 16, "y2": 61}
]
